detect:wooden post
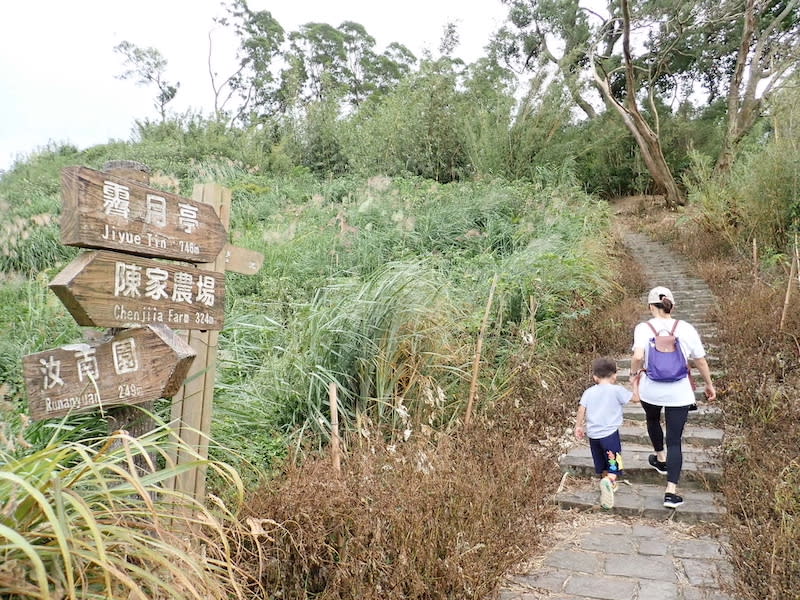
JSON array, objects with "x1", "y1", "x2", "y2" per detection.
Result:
[
  {"x1": 781, "y1": 235, "x2": 800, "y2": 332},
  {"x1": 779, "y1": 250, "x2": 797, "y2": 332},
  {"x1": 329, "y1": 382, "x2": 341, "y2": 475},
  {"x1": 168, "y1": 183, "x2": 231, "y2": 502},
  {"x1": 752, "y1": 237, "x2": 759, "y2": 282}
]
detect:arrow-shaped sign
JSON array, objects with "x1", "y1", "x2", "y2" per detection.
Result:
[
  {"x1": 49, "y1": 250, "x2": 225, "y2": 330},
  {"x1": 60, "y1": 166, "x2": 227, "y2": 263},
  {"x1": 224, "y1": 243, "x2": 264, "y2": 275},
  {"x1": 23, "y1": 325, "x2": 196, "y2": 421}
]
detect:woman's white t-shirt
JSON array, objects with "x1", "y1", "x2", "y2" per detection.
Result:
[{"x1": 632, "y1": 317, "x2": 705, "y2": 407}]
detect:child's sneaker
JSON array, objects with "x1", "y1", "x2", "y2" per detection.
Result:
[
  {"x1": 663, "y1": 493, "x2": 684, "y2": 508},
  {"x1": 599, "y1": 477, "x2": 615, "y2": 509},
  {"x1": 648, "y1": 454, "x2": 668, "y2": 475}
]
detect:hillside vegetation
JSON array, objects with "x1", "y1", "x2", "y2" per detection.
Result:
[{"x1": 1, "y1": 1, "x2": 799, "y2": 597}]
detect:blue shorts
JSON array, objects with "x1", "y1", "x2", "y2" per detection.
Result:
[{"x1": 589, "y1": 430, "x2": 624, "y2": 477}]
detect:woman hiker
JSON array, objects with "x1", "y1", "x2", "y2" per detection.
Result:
[{"x1": 630, "y1": 286, "x2": 717, "y2": 508}]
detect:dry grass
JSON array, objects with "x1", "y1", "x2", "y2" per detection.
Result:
[
  {"x1": 233, "y1": 427, "x2": 558, "y2": 600},
  {"x1": 221, "y1": 246, "x2": 645, "y2": 599},
  {"x1": 712, "y1": 279, "x2": 800, "y2": 600}
]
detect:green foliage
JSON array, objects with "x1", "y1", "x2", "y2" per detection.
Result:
[
  {"x1": 0, "y1": 279, "x2": 81, "y2": 406},
  {"x1": 0, "y1": 423, "x2": 248, "y2": 599},
  {"x1": 209, "y1": 172, "x2": 615, "y2": 452},
  {"x1": 114, "y1": 40, "x2": 179, "y2": 122},
  {"x1": 338, "y1": 59, "x2": 471, "y2": 181},
  {"x1": 686, "y1": 87, "x2": 800, "y2": 256}
]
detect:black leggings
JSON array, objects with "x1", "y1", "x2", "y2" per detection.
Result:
[{"x1": 640, "y1": 401, "x2": 690, "y2": 485}]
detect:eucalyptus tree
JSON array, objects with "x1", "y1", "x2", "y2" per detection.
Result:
[
  {"x1": 633, "y1": 0, "x2": 800, "y2": 172},
  {"x1": 496, "y1": 0, "x2": 598, "y2": 119},
  {"x1": 497, "y1": 0, "x2": 800, "y2": 205},
  {"x1": 495, "y1": 0, "x2": 691, "y2": 206},
  {"x1": 214, "y1": 0, "x2": 285, "y2": 124},
  {"x1": 277, "y1": 21, "x2": 416, "y2": 110},
  {"x1": 704, "y1": 0, "x2": 799, "y2": 172},
  {"x1": 113, "y1": 41, "x2": 179, "y2": 123}
]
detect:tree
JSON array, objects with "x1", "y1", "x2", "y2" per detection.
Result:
[
  {"x1": 214, "y1": 0, "x2": 285, "y2": 123},
  {"x1": 114, "y1": 41, "x2": 179, "y2": 123},
  {"x1": 497, "y1": 0, "x2": 598, "y2": 119},
  {"x1": 278, "y1": 21, "x2": 417, "y2": 110},
  {"x1": 589, "y1": 0, "x2": 688, "y2": 207},
  {"x1": 640, "y1": 0, "x2": 800, "y2": 171},
  {"x1": 714, "y1": 0, "x2": 800, "y2": 172}
]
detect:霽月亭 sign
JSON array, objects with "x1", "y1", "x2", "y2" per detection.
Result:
[
  {"x1": 22, "y1": 325, "x2": 196, "y2": 420},
  {"x1": 49, "y1": 250, "x2": 225, "y2": 330},
  {"x1": 60, "y1": 166, "x2": 227, "y2": 263}
]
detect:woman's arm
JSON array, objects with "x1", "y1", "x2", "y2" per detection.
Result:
[
  {"x1": 630, "y1": 347, "x2": 645, "y2": 402},
  {"x1": 691, "y1": 357, "x2": 717, "y2": 401}
]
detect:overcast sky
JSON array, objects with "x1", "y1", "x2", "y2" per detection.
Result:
[{"x1": 0, "y1": 0, "x2": 509, "y2": 173}]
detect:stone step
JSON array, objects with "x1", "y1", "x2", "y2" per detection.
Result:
[
  {"x1": 554, "y1": 480, "x2": 726, "y2": 524},
  {"x1": 619, "y1": 424, "x2": 723, "y2": 447},
  {"x1": 623, "y1": 402, "x2": 723, "y2": 426},
  {"x1": 559, "y1": 442, "x2": 722, "y2": 490}
]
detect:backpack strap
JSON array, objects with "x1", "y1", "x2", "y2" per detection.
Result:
[{"x1": 647, "y1": 319, "x2": 680, "y2": 336}]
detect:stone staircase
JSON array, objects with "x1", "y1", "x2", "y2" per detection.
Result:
[{"x1": 554, "y1": 231, "x2": 727, "y2": 524}]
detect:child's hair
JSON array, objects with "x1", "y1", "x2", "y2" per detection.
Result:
[{"x1": 592, "y1": 357, "x2": 617, "y2": 379}]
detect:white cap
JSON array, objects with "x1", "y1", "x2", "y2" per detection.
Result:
[{"x1": 647, "y1": 286, "x2": 675, "y2": 305}]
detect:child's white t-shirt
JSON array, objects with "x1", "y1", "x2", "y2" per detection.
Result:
[{"x1": 580, "y1": 383, "x2": 632, "y2": 439}]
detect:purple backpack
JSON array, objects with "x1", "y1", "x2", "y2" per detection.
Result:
[{"x1": 645, "y1": 320, "x2": 690, "y2": 382}]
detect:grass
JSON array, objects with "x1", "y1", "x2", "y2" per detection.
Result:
[{"x1": 0, "y1": 419, "x2": 254, "y2": 600}]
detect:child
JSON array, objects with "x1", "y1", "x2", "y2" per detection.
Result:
[{"x1": 574, "y1": 357, "x2": 636, "y2": 509}]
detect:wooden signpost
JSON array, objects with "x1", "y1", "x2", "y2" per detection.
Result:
[
  {"x1": 49, "y1": 250, "x2": 225, "y2": 330},
  {"x1": 23, "y1": 325, "x2": 195, "y2": 421},
  {"x1": 22, "y1": 162, "x2": 264, "y2": 503},
  {"x1": 60, "y1": 166, "x2": 227, "y2": 263}
]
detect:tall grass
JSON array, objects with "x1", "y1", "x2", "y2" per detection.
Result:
[
  {"x1": 209, "y1": 174, "x2": 616, "y2": 456},
  {"x1": 685, "y1": 86, "x2": 800, "y2": 258},
  {"x1": 0, "y1": 420, "x2": 254, "y2": 600}
]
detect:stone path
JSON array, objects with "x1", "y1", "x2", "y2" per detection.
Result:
[{"x1": 495, "y1": 229, "x2": 738, "y2": 600}]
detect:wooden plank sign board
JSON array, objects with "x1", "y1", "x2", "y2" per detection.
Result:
[
  {"x1": 49, "y1": 250, "x2": 225, "y2": 330},
  {"x1": 23, "y1": 325, "x2": 196, "y2": 420},
  {"x1": 60, "y1": 166, "x2": 227, "y2": 263},
  {"x1": 224, "y1": 243, "x2": 265, "y2": 276}
]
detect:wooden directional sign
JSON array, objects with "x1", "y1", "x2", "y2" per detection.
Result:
[
  {"x1": 60, "y1": 166, "x2": 227, "y2": 263},
  {"x1": 23, "y1": 325, "x2": 196, "y2": 421},
  {"x1": 49, "y1": 250, "x2": 225, "y2": 330},
  {"x1": 224, "y1": 243, "x2": 265, "y2": 276}
]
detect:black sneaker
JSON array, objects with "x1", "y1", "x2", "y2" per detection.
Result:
[
  {"x1": 648, "y1": 454, "x2": 668, "y2": 475},
  {"x1": 664, "y1": 493, "x2": 684, "y2": 509}
]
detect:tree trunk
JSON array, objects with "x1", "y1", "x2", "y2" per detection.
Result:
[
  {"x1": 591, "y1": 0, "x2": 685, "y2": 208},
  {"x1": 715, "y1": 0, "x2": 798, "y2": 173},
  {"x1": 716, "y1": 0, "x2": 756, "y2": 174},
  {"x1": 611, "y1": 98, "x2": 685, "y2": 208}
]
